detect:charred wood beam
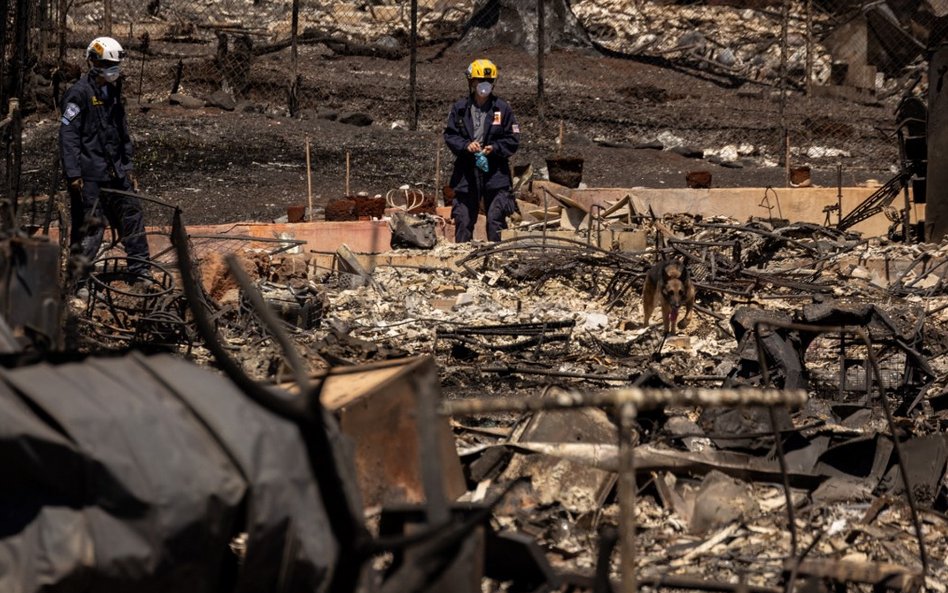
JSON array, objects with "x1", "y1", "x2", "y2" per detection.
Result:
[
  {"x1": 562, "y1": 572, "x2": 784, "y2": 593},
  {"x1": 253, "y1": 28, "x2": 407, "y2": 60},
  {"x1": 782, "y1": 558, "x2": 922, "y2": 593},
  {"x1": 437, "y1": 332, "x2": 570, "y2": 353},
  {"x1": 740, "y1": 269, "x2": 833, "y2": 293},
  {"x1": 480, "y1": 363, "x2": 632, "y2": 382},
  {"x1": 687, "y1": 281, "x2": 755, "y2": 298},
  {"x1": 440, "y1": 319, "x2": 575, "y2": 336}
]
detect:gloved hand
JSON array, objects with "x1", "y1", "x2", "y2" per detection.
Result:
[
  {"x1": 474, "y1": 151, "x2": 489, "y2": 172},
  {"x1": 68, "y1": 177, "x2": 83, "y2": 192}
]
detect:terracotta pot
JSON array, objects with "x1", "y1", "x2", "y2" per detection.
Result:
[
  {"x1": 686, "y1": 170, "x2": 712, "y2": 189},
  {"x1": 287, "y1": 204, "x2": 306, "y2": 223},
  {"x1": 790, "y1": 166, "x2": 811, "y2": 187}
]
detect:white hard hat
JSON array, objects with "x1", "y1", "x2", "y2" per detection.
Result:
[{"x1": 86, "y1": 36, "x2": 126, "y2": 63}]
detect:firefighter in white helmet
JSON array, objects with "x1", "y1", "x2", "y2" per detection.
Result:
[
  {"x1": 443, "y1": 58, "x2": 521, "y2": 242},
  {"x1": 59, "y1": 36, "x2": 151, "y2": 280}
]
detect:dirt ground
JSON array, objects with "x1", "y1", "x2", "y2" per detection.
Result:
[{"x1": 21, "y1": 43, "x2": 899, "y2": 227}]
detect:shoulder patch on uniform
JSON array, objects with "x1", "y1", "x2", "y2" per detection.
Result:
[
  {"x1": 512, "y1": 124, "x2": 520, "y2": 133},
  {"x1": 61, "y1": 102, "x2": 80, "y2": 125}
]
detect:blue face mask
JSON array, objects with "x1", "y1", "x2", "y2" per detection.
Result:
[{"x1": 476, "y1": 81, "x2": 493, "y2": 97}]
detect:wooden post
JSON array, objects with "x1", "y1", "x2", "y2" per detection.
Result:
[
  {"x1": 345, "y1": 151, "x2": 351, "y2": 197},
  {"x1": 409, "y1": 0, "x2": 418, "y2": 130},
  {"x1": 305, "y1": 137, "x2": 313, "y2": 221},
  {"x1": 557, "y1": 120, "x2": 564, "y2": 156},
  {"x1": 137, "y1": 27, "x2": 148, "y2": 104},
  {"x1": 618, "y1": 402, "x2": 639, "y2": 593},
  {"x1": 779, "y1": 0, "x2": 790, "y2": 186},
  {"x1": 785, "y1": 132, "x2": 791, "y2": 188},
  {"x1": 537, "y1": 0, "x2": 545, "y2": 123},
  {"x1": 37, "y1": 0, "x2": 48, "y2": 62},
  {"x1": 435, "y1": 140, "x2": 442, "y2": 206},
  {"x1": 289, "y1": 0, "x2": 300, "y2": 117},
  {"x1": 104, "y1": 0, "x2": 112, "y2": 35},
  {"x1": 291, "y1": 0, "x2": 299, "y2": 66},
  {"x1": 0, "y1": 0, "x2": 9, "y2": 111},
  {"x1": 805, "y1": 0, "x2": 813, "y2": 96},
  {"x1": 58, "y1": 0, "x2": 66, "y2": 62}
]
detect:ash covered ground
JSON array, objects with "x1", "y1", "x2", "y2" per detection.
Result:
[
  {"x1": 21, "y1": 42, "x2": 898, "y2": 227},
  {"x1": 66, "y1": 211, "x2": 948, "y2": 591}
]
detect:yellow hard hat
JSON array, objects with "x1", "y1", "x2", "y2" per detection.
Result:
[{"x1": 466, "y1": 59, "x2": 498, "y2": 80}]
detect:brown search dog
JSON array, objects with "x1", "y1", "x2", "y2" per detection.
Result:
[{"x1": 642, "y1": 259, "x2": 695, "y2": 335}]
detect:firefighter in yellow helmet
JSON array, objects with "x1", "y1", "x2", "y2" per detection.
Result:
[{"x1": 443, "y1": 58, "x2": 521, "y2": 242}]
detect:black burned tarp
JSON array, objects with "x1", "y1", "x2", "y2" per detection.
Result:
[{"x1": 0, "y1": 354, "x2": 336, "y2": 593}]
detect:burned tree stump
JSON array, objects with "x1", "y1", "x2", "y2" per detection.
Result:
[{"x1": 458, "y1": 0, "x2": 591, "y2": 54}]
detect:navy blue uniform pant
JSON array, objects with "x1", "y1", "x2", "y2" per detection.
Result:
[
  {"x1": 452, "y1": 188, "x2": 515, "y2": 243},
  {"x1": 69, "y1": 176, "x2": 151, "y2": 274}
]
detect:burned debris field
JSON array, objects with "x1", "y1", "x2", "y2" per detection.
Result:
[
  {"x1": 5, "y1": 1, "x2": 948, "y2": 593},
  {"x1": 15, "y1": 206, "x2": 948, "y2": 592}
]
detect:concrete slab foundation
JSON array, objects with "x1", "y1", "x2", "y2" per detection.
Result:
[
  {"x1": 535, "y1": 183, "x2": 925, "y2": 238},
  {"x1": 44, "y1": 183, "x2": 922, "y2": 264}
]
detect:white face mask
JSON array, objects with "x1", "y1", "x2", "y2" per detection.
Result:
[
  {"x1": 100, "y1": 65, "x2": 122, "y2": 83},
  {"x1": 476, "y1": 81, "x2": 493, "y2": 97}
]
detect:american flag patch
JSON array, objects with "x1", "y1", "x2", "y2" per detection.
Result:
[{"x1": 512, "y1": 124, "x2": 520, "y2": 133}]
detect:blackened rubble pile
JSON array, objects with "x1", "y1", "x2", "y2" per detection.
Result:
[
  {"x1": 271, "y1": 212, "x2": 948, "y2": 589},
  {"x1": 574, "y1": 0, "x2": 835, "y2": 85},
  {"x1": 18, "y1": 207, "x2": 948, "y2": 592}
]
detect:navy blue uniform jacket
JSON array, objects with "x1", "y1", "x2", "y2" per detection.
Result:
[
  {"x1": 443, "y1": 95, "x2": 520, "y2": 194},
  {"x1": 59, "y1": 74, "x2": 134, "y2": 182}
]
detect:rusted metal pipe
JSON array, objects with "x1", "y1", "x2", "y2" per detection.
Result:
[
  {"x1": 441, "y1": 386, "x2": 807, "y2": 417},
  {"x1": 618, "y1": 402, "x2": 638, "y2": 593}
]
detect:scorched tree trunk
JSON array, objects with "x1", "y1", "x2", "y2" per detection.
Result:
[{"x1": 458, "y1": 0, "x2": 591, "y2": 55}]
